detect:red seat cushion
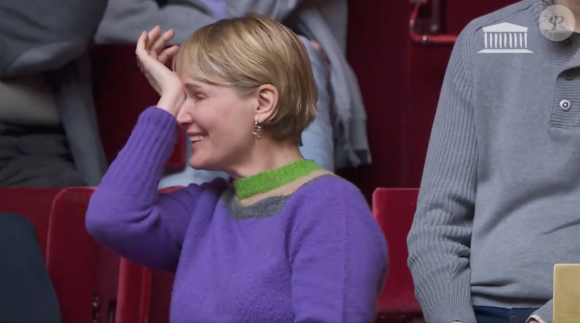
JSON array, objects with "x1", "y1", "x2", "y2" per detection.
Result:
[
  {"x1": 372, "y1": 188, "x2": 422, "y2": 316},
  {"x1": 47, "y1": 188, "x2": 99, "y2": 323}
]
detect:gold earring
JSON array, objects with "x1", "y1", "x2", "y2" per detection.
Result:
[{"x1": 253, "y1": 120, "x2": 262, "y2": 140}]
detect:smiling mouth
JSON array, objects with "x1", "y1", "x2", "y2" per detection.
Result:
[{"x1": 190, "y1": 135, "x2": 206, "y2": 143}]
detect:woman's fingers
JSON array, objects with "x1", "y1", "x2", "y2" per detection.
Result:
[
  {"x1": 136, "y1": 31, "x2": 159, "y2": 71},
  {"x1": 146, "y1": 26, "x2": 162, "y2": 55},
  {"x1": 147, "y1": 26, "x2": 162, "y2": 46},
  {"x1": 134, "y1": 27, "x2": 184, "y2": 100},
  {"x1": 136, "y1": 27, "x2": 178, "y2": 68},
  {"x1": 136, "y1": 31, "x2": 148, "y2": 57},
  {"x1": 158, "y1": 45, "x2": 180, "y2": 65},
  {"x1": 151, "y1": 29, "x2": 175, "y2": 58},
  {"x1": 162, "y1": 29, "x2": 175, "y2": 42}
]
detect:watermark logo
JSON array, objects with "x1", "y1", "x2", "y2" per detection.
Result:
[
  {"x1": 539, "y1": 5, "x2": 574, "y2": 42},
  {"x1": 478, "y1": 22, "x2": 533, "y2": 53}
]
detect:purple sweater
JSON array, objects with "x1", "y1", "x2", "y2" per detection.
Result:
[{"x1": 86, "y1": 107, "x2": 388, "y2": 323}]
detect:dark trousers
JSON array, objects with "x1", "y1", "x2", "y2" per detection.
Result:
[
  {"x1": 0, "y1": 213, "x2": 61, "y2": 323},
  {"x1": 474, "y1": 306, "x2": 539, "y2": 323}
]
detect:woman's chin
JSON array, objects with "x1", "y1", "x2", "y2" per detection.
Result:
[
  {"x1": 189, "y1": 157, "x2": 220, "y2": 172},
  {"x1": 189, "y1": 157, "x2": 208, "y2": 170}
]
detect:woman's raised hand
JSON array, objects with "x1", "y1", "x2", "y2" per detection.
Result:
[{"x1": 136, "y1": 26, "x2": 184, "y2": 115}]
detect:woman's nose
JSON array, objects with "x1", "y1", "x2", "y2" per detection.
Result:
[{"x1": 176, "y1": 108, "x2": 193, "y2": 127}]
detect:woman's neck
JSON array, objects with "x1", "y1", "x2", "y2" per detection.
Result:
[{"x1": 227, "y1": 139, "x2": 304, "y2": 180}]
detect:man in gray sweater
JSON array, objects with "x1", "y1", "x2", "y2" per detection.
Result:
[{"x1": 407, "y1": 0, "x2": 580, "y2": 323}]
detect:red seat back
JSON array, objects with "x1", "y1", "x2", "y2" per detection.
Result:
[
  {"x1": 372, "y1": 188, "x2": 422, "y2": 317},
  {"x1": 48, "y1": 188, "x2": 98, "y2": 323},
  {"x1": 116, "y1": 259, "x2": 174, "y2": 323},
  {"x1": 0, "y1": 187, "x2": 116, "y2": 323},
  {"x1": 48, "y1": 188, "x2": 121, "y2": 323},
  {"x1": 115, "y1": 259, "x2": 152, "y2": 323}
]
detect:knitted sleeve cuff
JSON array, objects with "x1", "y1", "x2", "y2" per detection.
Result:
[{"x1": 528, "y1": 299, "x2": 552, "y2": 323}]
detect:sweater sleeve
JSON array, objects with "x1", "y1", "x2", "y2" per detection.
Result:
[
  {"x1": 529, "y1": 300, "x2": 553, "y2": 323},
  {"x1": 289, "y1": 177, "x2": 388, "y2": 323},
  {"x1": 95, "y1": 0, "x2": 215, "y2": 45},
  {"x1": 86, "y1": 107, "x2": 203, "y2": 272},
  {"x1": 406, "y1": 28, "x2": 478, "y2": 323}
]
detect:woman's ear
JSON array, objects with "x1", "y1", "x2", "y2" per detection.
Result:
[{"x1": 254, "y1": 84, "x2": 279, "y2": 123}]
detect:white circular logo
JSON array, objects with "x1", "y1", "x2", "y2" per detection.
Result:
[{"x1": 539, "y1": 5, "x2": 575, "y2": 42}]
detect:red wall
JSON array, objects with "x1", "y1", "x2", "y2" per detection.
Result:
[{"x1": 345, "y1": 0, "x2": 515, "y2": 194}]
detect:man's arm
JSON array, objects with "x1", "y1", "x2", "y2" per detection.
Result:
[
  {"x1": 406, "y1": 27, "x2": 478, "y2": 323},
  {"x1": 95, "y1": 0, "x2": 215, "y2": 45},
  {"x1": 528, "y1": 300, "x2": 552, "y2": 323},
  {"x1": 0, "y1": 0, "x2": 107, "y2": 77}
]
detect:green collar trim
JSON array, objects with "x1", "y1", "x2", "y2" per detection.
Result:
[{"x1": 233, "y1": 159, "x2": 321, "y2": 199}]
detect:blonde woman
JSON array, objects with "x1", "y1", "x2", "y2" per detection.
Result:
[{"x1": 86, "y1": 15, "x2": 387, "y2": 323}]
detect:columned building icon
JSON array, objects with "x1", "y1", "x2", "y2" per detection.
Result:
[{"x1": 478, "y1": 22, "x2": 533, "y2": 53}]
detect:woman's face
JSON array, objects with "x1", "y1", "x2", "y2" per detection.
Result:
[{"x1": 176, "y1": 74, "x2": 257, "y2": 172}]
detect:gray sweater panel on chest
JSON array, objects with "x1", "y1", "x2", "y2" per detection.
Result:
[
  {"x1": 220, "y1": 175, "x2": 333, "y2": 220},
  {"x1": 220, "y1": 188, "x2": 291, "y2": 220}
]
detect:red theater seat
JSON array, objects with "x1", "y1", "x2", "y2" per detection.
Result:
[
  {"x1": 115, "y1": 259, "x2": 151, "y2": 323},
  {"x1": 116, "y1": 259, "x2": 174, "y2": 323},
  {"x1": 373, "y1": 188, "x2": 422, "y2": 322},
  {"x1": 48, "y1": 188, "x2": 121, "y2": 323},
  {"x1": 41, "y1": 187, "x2": 177, "y2": 323},
  {"x1": 47, "y1": 188, "x2": 99, "y2": 323},
  {"x1": 0, "y1": 187, "x2": 109, "y2": 323}
]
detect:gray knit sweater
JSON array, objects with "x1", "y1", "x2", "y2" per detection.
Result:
[{"x1": 407, "y1": 1, "x2": 580, "y2": 322}]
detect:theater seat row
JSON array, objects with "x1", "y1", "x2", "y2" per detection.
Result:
[
  {"x1": 0, "y1": 186, "x2": 422, "y2": 323},
  {"x1": 0, "y1": 187, "x2": 174, "y2": 323},
  {"x1": 0, "y1": 187, "x2": 103, "y2": 323}
]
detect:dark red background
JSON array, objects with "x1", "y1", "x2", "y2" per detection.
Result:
[{"x1": 344, "y1": 0, "x2": 514, "y2": 199}]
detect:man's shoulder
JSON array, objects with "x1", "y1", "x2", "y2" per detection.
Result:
[
  {"x1": 451, "y1": 0, "x2": 540, "y2": 80},
  {"x1": 461, "y1": 0, "x2": 536, "y2": 38}
]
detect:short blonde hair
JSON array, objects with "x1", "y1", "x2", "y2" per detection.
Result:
[{"x1": 174, "y1": 14, "x2": 318, "y2": 145}]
